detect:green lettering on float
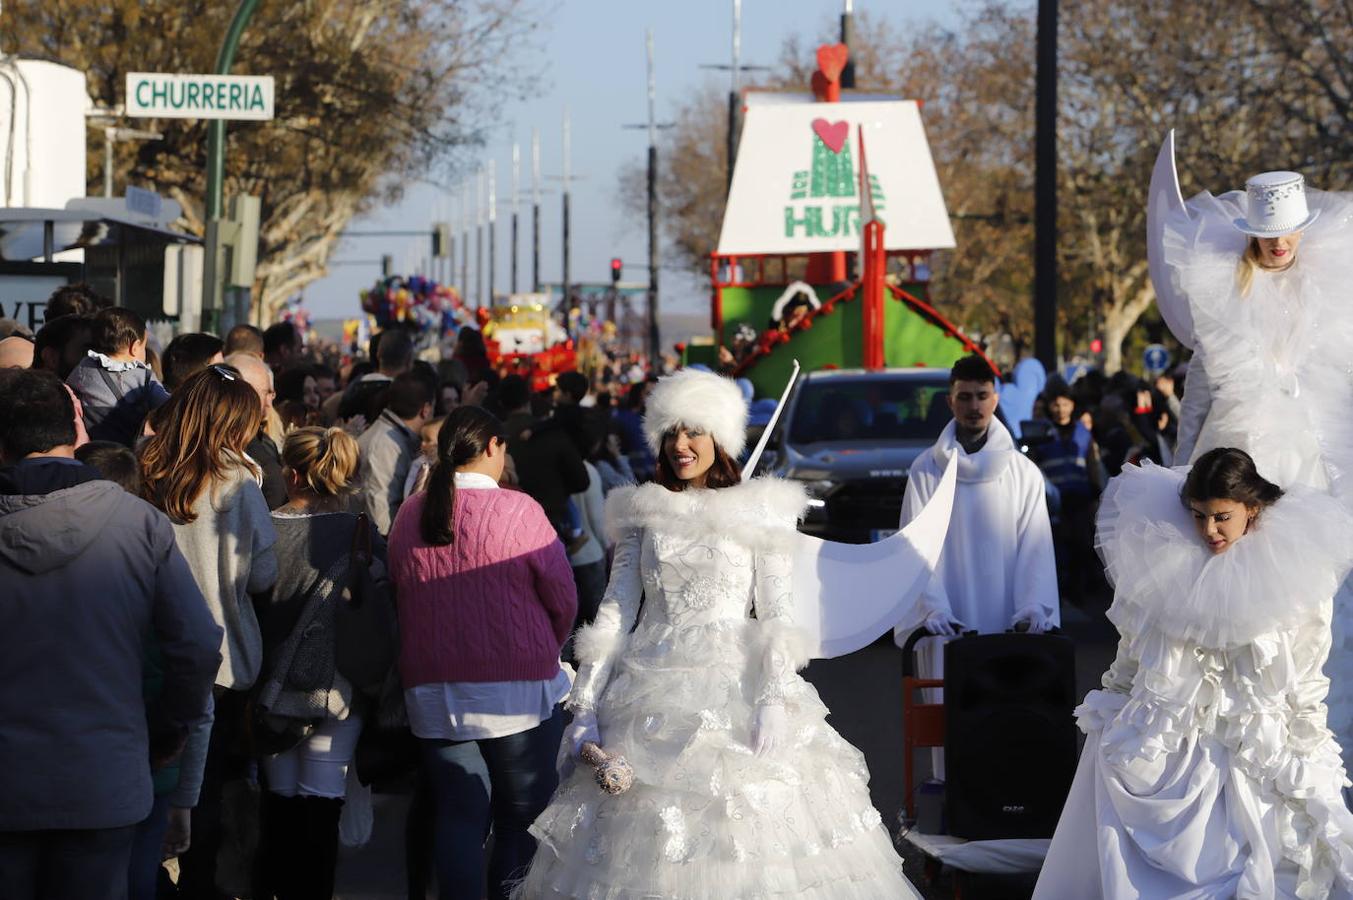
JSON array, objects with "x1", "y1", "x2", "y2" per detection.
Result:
[{"x1": 249, "y1": 85, "x2": 264, "y2": 110}]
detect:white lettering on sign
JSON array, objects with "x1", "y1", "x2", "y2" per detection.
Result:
[{"x1": 125, "y1": 73, "x2": 275, "y2": 121}]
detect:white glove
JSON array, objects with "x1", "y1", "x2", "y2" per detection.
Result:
[
  {"x1": 752, "y1": 704, "x2": 789, "y2": 758},
  {"x1": 565, "y1": 710, "x2": 602, "y2": 760},
  {"x1": 924, "y1": 610, "x2": 963, "y2": 636},
  {"x1": 1011, "y1": 608, "x2": 1052, "y2": 634}
]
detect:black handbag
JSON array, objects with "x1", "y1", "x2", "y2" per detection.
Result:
[
  {"x1": 248, "y1": 703, "x2": 317, "y2": 756},
  {"x1": 334, "y1": 513, "x2": 399, "y2": 694}
]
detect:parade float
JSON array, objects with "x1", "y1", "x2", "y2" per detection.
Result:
[
  {"x1": 695, "y1": 44, "x2": 994, "y2": 397},
  {"x1": 479, "y1": 294, "x2": 579, "y2": 391},
  {"x1": 359, "y1": 276, "x2": 578, "y2": 390}
]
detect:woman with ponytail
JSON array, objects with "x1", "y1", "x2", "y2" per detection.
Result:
[
  {"x1": 252, "y1": 426, "x2": 382, "y2": 899},
  {"x1": 387, "y1": 405, "x2": 576, "y2": 900}
]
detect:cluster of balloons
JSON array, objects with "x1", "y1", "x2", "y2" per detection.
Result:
[{"x1": 359, "y1": 275, "x2": 473, "y2": 336}]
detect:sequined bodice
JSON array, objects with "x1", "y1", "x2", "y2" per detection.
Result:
[{"x1": 638, "y1": 530, "x2": 756, "y2": 630}]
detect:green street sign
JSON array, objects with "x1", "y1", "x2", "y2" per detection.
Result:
[{"x1": 125, "y1": 72, "x2": 274, "y2": 121}]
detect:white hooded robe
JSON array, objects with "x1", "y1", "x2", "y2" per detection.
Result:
[{"x1": 892, "y1": 419, "x2": 1060, "y2": 778}]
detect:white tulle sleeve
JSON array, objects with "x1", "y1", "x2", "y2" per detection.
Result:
[
  {"x1": 567, "y1": 528, "x2": 643, "y2": 714},
  {"x1": 752, "y1": 548, "x2": 812, "y2": 706},
  {"x1": 1174, "y1": 355, "x2": 1211, "y2": 464}
]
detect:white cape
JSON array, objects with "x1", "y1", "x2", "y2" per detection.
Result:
[{"x1": 792, "y1": 451, "x2": 957, "y2": 658}]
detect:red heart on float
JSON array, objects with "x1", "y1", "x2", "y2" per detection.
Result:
[
  {"x1": 816, "y1": 43, "x2": 849, "y2": 82},
  {"x1": 812, "y1": 118, "x2": 849, "y2": 153}
]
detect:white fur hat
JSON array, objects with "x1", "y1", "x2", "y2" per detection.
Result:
[{"x1": 643, "y1": 368, "x2": 748, "y2": 458}]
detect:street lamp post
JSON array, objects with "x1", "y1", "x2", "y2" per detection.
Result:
[
  {"x1": 624, "y1": 31, "x2": 675, "y2": 363},
  {"x1": 1033, "y1": 0, "x2": 1059, "y2": 369},
  {"x1": 202, "y1": 0, "x2": 261, "y2": 334},
  {"x1": 532, "y1": 128, "x2": 541, "y2": 293},
  {"x1": 510, "y1": 143, "x2": 520, "y2": 295}
]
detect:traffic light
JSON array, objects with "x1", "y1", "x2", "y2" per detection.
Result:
[
  {"x1": 1090, "y1": 337, "x2": 1103, "y2": 354},
  {"x1": 610, "y1": 257, "x2": 623, "y2": 285},
  {"x1": 432, "y1": 222, "x2": 452, "y2": 258}
]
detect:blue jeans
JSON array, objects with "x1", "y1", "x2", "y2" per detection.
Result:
[
  {"x1": 419, "y1": 706, "x2": 565, "y2": 900},
  {"x1": 0, "y1": 824, "x2": 136, "y2": 900},
  {"x1": 128, "y1": 794, "x2": 171, "y2": 900}
]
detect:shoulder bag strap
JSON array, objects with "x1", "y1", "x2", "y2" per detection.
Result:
[{"x1": 349, "y1": 512, "x2": 374, "y2": 608}]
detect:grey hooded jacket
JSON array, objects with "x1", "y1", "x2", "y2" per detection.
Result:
[{"x1": 0, "y1": 468, "x2": 222, "y2": 830}]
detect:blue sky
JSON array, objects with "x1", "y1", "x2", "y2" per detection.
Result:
[{"x1": 301, "y1": 0, "x2": 958, "y2": 320}]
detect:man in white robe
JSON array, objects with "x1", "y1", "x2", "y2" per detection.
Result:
[{"x1": 894, "y1": 354, "x2": 1061, "y2": 778}]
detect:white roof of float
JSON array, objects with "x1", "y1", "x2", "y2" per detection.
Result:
[{"x1": 717, "y1": 100, "x2": 955, "y2": 256}]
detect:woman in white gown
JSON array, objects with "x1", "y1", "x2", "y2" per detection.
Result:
[
  {"x1": 1033, "y1": 448, "x2": 1353, "y2": 899},
  {"x1": 514, "y1": 369, "x2": 922, "y2": 899},
  {"x1": 1149, "y1": 145, "x2": 1353, "y2": 770}
]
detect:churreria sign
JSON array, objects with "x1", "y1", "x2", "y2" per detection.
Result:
[{"x1": 125, "y1": 73, "x2": 275, "y2": 121}]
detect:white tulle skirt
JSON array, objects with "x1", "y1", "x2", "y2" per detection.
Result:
[{"x1": 513, "y1": 620, "x2": 921, "y2": 899}]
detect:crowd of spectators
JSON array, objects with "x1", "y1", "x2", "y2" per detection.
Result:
[{"x1": 0, "y1": 283, "x2": 658, "y2": 900}]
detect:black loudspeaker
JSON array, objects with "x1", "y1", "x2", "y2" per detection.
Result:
[{"x1": 944, "y1": 632, "x2": 1077, "y2": 840}]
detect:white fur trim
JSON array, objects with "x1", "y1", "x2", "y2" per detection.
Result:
[
  {"x1": 572, "y1": 620, "x2": 626, "y2": 666},
  {"x1": 770, "y1": 281, "x2": 822, "y2": 322},
  {"x1": 604, "y1": 478, "x2": 808, "y2": 553},
  {"x1": 643, "y1": 369, "x2": 748, "y2": 458}
]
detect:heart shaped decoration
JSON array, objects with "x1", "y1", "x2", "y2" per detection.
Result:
[
  {"x1": 816, "y1": 43, "x2": 849, "y2": 83},
  {"x1": 812, "y1": 118, "x2": 849, "y2": 154}
]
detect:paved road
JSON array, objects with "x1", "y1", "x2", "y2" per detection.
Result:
[{"x1": 333, "y1": 596, "x2": 1119, "y2": 900}]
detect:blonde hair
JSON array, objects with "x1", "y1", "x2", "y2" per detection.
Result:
[
  {"x1": 140, "y1": 366, "x2": 262, "y2": 523},
  {"x1": 281, "y1": 426, "x2": 360, "y2": 497},
  {"x1": 1236, "y1": 237, "x2": 1263, "y2": 296}
]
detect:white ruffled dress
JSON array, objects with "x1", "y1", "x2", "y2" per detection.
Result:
[
  {"x1": 1033, "y1": 463, "x2": 1353, "y2": 900},
  {"x1": 1159, "y1": 187, "x2": 1353, "y2": 775},
  {"x1": 514, "y1": 479, "x2": 921, "y2": 899}
]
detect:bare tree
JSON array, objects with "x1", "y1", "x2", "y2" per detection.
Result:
[
  {"x1": 624, "y1": 0, "x2": 1353, "y2": 372},
  {"x1": 4, "y1": 0, "x2": 541, "y2": 322}
]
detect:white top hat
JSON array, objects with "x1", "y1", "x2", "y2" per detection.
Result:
[{"x1": 1233, "y1": 171, "x2": 1320, "y2": 237}]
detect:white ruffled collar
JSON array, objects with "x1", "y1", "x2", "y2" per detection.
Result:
[
  {"x1": 87, "y1": 349, "x2": 149, "y2": 373},
  {"x1": 603, "y1": 477, "x2": 807, "y2": 553},
  {"x1": 1098, "y1": 462, "x2": 1353, "y2": 648},
  {"x1": 930, "y1": 419, "x2": 1015, "y2": 483}
]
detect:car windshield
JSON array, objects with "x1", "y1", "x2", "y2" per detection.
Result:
[{"x1": 788, "y1": 377, "x2": 952, "y2": 444}]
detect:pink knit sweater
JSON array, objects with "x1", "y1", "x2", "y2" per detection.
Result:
[{"x1": 388, "y1": 487, "x2": 577, "y2": 686}]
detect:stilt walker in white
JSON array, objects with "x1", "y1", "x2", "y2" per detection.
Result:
[
  {"x1": 893, "y1": 354, "x2": 1060, "y2": 778},
  {"x1": 1033, "y1": 450, "x2": 1353, "y2": 899},
  {"x1": 1147, "y1": 131, "x2": 1353, "y2": 774}
]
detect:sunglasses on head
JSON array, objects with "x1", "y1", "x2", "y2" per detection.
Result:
[{"x1": 209, "y1": 363, "x2": 239, "y2": 381}]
